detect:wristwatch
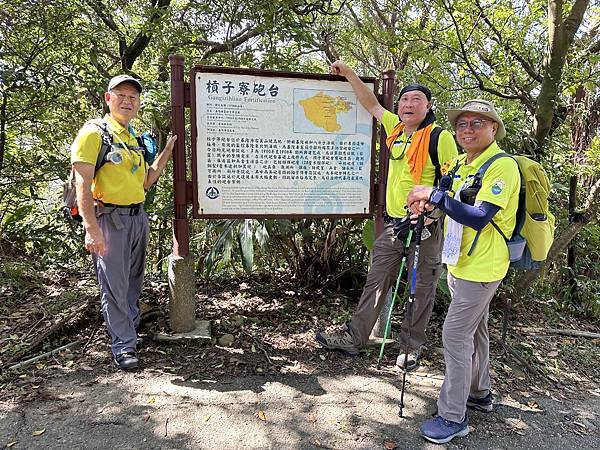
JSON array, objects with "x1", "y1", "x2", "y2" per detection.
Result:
[{"x1": 429, "y1": 188, "x2": 446, "y2": 206}]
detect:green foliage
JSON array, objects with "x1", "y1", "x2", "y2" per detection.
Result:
[
  {"x1": 361, "y1": 218, "x2": 375, "y2": 251},
  {"x1": 0, "y1": 0, "x2": 598, "y2": 319}
]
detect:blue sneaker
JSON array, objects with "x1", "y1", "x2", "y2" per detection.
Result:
[{"x1": 420, "y1": 415, "x2": 469, "y2": 444}]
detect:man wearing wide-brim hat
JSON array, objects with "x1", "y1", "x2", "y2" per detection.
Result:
[{"x1": 407, "y1": 99, "x2": 520, "y2": 444}]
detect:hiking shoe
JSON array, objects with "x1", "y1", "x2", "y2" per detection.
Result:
[
  {"x1": 396, "y1": 348, "x2": 421, "y2": 371},
  {"x1": 315, "y1": 328, "x2": 360, "y2": 355},
  {"x1": 467, "y1": 392, "x2": 493, "y2": 412},
  {"x1": 113, "y1": 352, "x2": 138, "y2": 370},
  {"x1": 420, "y1": 415, "x2": 469, "y2": 444}
]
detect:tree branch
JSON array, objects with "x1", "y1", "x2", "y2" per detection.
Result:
[
  {"x1": 474, "y1": 0, "x2": 543, "y2": 83},
  {"x1": 201, "y1": 26, "x2": 264, "y2": 61},
  {"x1": 531, "y1": 0, "x2": 590, "y2": 154},
  {"x1": 370, "y1": 0, "x2": 392, "y2": 29},
  {"x1": 122, "y1": 0, "x2": 171, "y2": 70},
  {"x1": 441, "y1": 0, "x2": 528, "y2": 101}
]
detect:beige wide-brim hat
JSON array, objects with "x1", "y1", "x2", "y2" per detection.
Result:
[{"x1": 447, "y1": 99, "x2": 506, "y2": 141}]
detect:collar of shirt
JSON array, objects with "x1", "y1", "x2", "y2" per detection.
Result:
[
  {"x1": 463, "y1": 141, "x2": 502, "y2": 170},
  {"x1": 103, "y1": 114, "x2": 136, "y2": 140}
]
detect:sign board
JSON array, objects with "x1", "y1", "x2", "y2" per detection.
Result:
[{"x1": 190, "y1": 66, "x2": 376, "y2": 218}]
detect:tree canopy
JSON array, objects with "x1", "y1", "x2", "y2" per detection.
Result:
[{"x1": 1, "y1": 0, "x2": 598, "y2": 314}]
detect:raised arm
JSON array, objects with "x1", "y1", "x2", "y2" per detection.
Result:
[{"x1": 330, "y1": 61, "x2": 386, "y2": 121}]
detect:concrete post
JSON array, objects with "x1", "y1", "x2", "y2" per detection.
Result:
[{"x1": 168, "y1": 254, "x2": 196, "y2": 332}]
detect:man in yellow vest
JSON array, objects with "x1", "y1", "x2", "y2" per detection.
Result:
[
  {"x1": 407, "y1": 99, "x2": 520, "y2": 443},
  {"x1": 71, "y1": 75, "x2": 177, "y2": 370},
  {"x1": 315, "y1": 61, "x2": 458, "y2": 369}
]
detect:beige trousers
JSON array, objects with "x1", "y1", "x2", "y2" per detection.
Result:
[
  {"x1": 347, "y1": 220, "x2": 443, "y2": 350},
  {"x1": 437, "y1": 273, "x2": 502, "y2": 422}
]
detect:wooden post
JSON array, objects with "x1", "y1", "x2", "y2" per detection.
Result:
[
  {"x1": 168, "y1": 55, "x2": 195, "y2": 333},
  {"x1": 170, "y1": 54, "x2": 190, "y2": 257}
]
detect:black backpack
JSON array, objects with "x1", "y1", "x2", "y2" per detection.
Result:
[{"x1": 63, "y1": 120, "x2": 114, "y2": 221}]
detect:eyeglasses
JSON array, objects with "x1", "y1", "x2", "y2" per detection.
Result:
[
  {"x1": 456, "y1": 119, "x2": 491, "y2": 131},
  {"x1": 111, "y1": 92, "x2": 140, "y2": 102}
]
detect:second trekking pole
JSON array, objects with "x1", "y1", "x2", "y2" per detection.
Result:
[
  {"x1": 399, "y1": 213, "x2": 426, "y2": 418},
  {"x1": 376, "y1": 227, "x2": 413, "y2": 369}
]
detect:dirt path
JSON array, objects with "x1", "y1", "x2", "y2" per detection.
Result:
[
  {"x1": 2, "y1": 270, "x2": 599, "y2": 448},
  {"x1": 2, "y1": 363, "x2": 598, "y2": 449}
]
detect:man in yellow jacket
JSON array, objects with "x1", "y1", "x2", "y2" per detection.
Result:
[
  {"x1": 407, "y1": 99, "x2": 520, "y2": 443},
  {"x1": 71, "y1": 75, "x2": 176, "y2": 370}
]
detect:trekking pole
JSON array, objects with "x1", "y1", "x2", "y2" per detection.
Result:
[
  {"x1": 399, "y1": 213, "x2": 426, "y2": 418},
  {"x1": 376, "y1": 228, "x2": 414, "y2": 369}
]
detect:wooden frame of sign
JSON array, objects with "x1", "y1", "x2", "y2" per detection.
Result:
[{"x1": 189, "y1": 65, "x2": 377, "y2": 219}]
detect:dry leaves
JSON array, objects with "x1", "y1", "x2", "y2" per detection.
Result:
[
  {"x1": 505, "y1": 417, "x2": 529, "y2": 435},
  {"x1": 256, "y1": 410, "x2": 267, "y2": 421},
  {"x1": 384, "y1": 440, "x2": 398, "y2": 449},
  {"x1": 32, "y1": 428, "x2": 46, "y2": 436}
]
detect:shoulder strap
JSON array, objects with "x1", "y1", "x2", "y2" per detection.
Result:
[
  {"x1": 475, "y1": 152, "x2": 522, "y2": 238},
  {"x1": 87, "y1": 120, "x2": 113, "y2": 174},
  {"x1": 466, "y1": 153, "x2": 518, "y2": 256},
  {"x1": 428, "y1": 126, "x2": 443, "y2": 186},
  {"x1": 473, "y1": 152, "x2": 511, "y2": 182}
]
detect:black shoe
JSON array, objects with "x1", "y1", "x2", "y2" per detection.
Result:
[
  {"x1": 113, "y1": 352, "x2": 138, "y2": 370},
  {"x1": 136, "y1": 336, "x2": 144, "y2": 348},
  {"x1": 467, "y1": 392, "x2": 493, "y2": 412}
]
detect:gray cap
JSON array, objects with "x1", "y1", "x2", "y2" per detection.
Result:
[
  {"x1": 107, "y1": 74, "x2": 143, "y2": 93},
  {"x1": 447, "y1": 99, "x2": 506, "y2": 141}
]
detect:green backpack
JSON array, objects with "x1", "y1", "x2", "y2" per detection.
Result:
[{"x1": 467, "y1": 153, "x2": 555, "y2": 270}]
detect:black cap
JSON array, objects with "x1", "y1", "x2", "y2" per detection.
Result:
[{"x1": 398, "y1": 83, "x2": 431, "y2": 101}]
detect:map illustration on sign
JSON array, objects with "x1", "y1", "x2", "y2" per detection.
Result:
[{"x1": 294, "y1": 89, "x2": 357, "y2": 134}]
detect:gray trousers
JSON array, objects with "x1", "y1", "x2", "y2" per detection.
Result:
[
  {"x1": 348, "y1": 220, "x2": 443, "y2": 350},
  {"x1": 437, "y1": 273, "x2": 502, "y2": 422},
  {"x1": 92, "y1": 208, "x2": 149, "y2": 357}
]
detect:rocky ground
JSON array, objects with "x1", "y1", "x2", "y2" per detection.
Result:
[{"x1": 1, "y1": 263, "x2": 599, "y2": 449}]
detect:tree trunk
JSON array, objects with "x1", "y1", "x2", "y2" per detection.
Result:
[
  {"x1": 0, "y1": 92, "x2": 7, "y2": 173},
  {"x1": 567, "y1": 173, "x2": 577, "y2": 298},
  {"x1": 530, "y1": 0, "x2": 590, "y2": 154}
]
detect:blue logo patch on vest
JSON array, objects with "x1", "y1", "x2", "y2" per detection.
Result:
[{"x1": 491, "y1": 178, "x2": 505, "y2": 195}]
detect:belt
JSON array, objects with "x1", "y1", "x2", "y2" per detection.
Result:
[
  {"x1": 383, "y1": 212, "x2": 438, "y2": 228},
  {"x1": 383, "y1": 212, "x2": 401, "y2": 224},
  {"x1": 95, "y1": 202, "x2": 143, "y2": 216}
]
